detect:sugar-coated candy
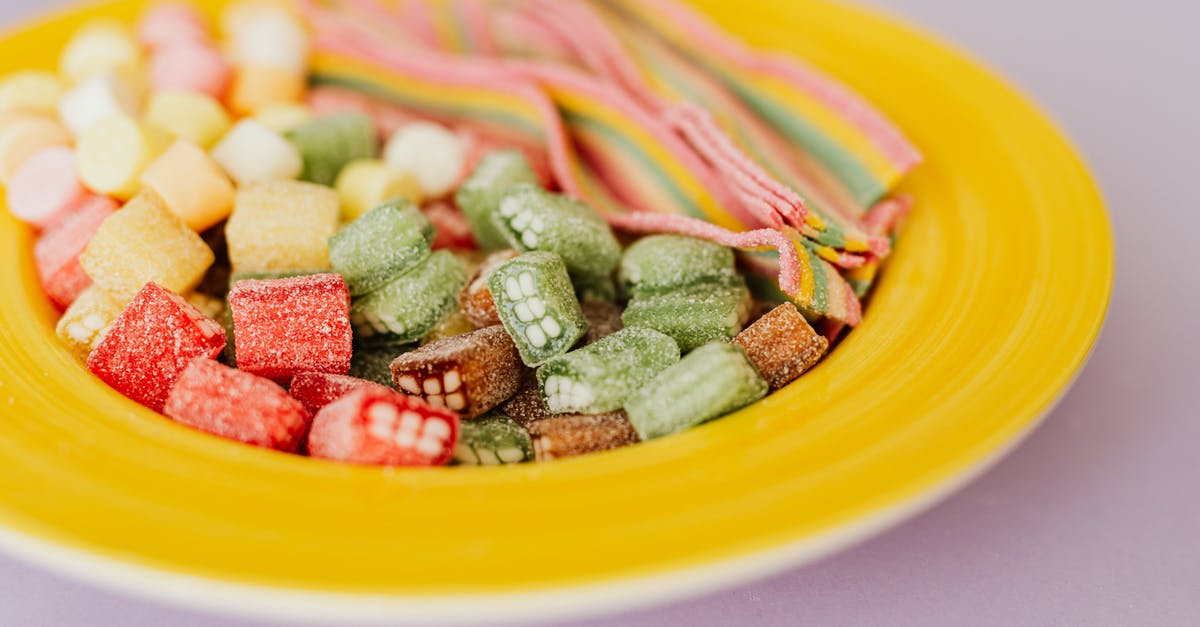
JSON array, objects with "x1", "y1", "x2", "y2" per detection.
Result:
[
  {"x1": 624, "y1": 342, "x2": 768, "y2": 441},
  {"x1": 423, "y1": 200, "x2": 477, "y2": 250},
  {"x1": 80, "y1": 190, "x2": 215, "y2": 301},
  {"x1": 351, "y1": 250, "x2": 467, "y2": 345},
  {"x1": 289, "y1": 372, "x2": 391, "y2": 418},
  {"x1": 308, "y1": 387, "x2": 459, "y2": 466},
  {"x1": 137, "y1": 3, "x2": 209, "y2": 49},
  {"x1": 224, "y1": 3, "x2": 309, "y2": 74},
  {"x1": 732, "y1": 303, "x2": 829, "y2": 389},
  {"x1": 34, "y1": 195, "x2": 116, "y2": 310},
  {"x1": 5, "y1": 147, "x2": 88, "y2": 228},
  {"x1": 619, "y1": 235, "x2": 737, "y2": 297},
  {"x1": 334, "y1": 159, "x2": 421, "y2": 221},
  {"x1": 59, "y1": 19, "x2": 142, "y2": 83},
  {"x1": 0, "y1": 115, "x2": 71, "y2": 183},
  {"x1": 487, "y1": 251, "x2": 589, "y2": 366},
  {"x1": 229, "y1": 273, "x2": 352, "y2": 381},
  {"x1": 149, "y1": 41, "x2": 231, "y2": 100},
  {"x1": 383, "y1": 122, "x2": 466, "y2": 199},
  {"x1": 286, "y1": 112, "x2": 377, "y2": 187},
  {"x1": 225, "y1": 180, "x2": 339, "y2": 273},
  {"x1": 492, "y1": 184, "x2": 621, "y2": 286},
  {"x1": 390, "y1": 325, "x2": 524, "y2": 419},
  {"x1": 458, "y1": 249, "x2": 519, "y2": 328},
  {"x1": 218, "y1": 268, "x2": 317, "y2": 365},
  {"x1": 0, "y1": 71, "x2": 64, "y2": 116},
  {"x1": 140, "y1": 140, "x2": 235, "y2": 232},
  {"x1": 350, "y1": 341, "x2": 413, "y2": 386},
  {"x1": 581, "y1": 300, "x2": 624, "y2": 346},
  {"x1": 421, "y1": 310, "x2": 477, "y2": 345},
  {"x1": 144, "y1": 90, "x2": 230, "y2": 149},
  {"x1": 456, "y1": 149, "x2": 539, "y2": 251},
  {"x1": 622, "y1": 283, "x2": 752, "y2": 353},
  {"x1": 328, "y1": 200, "x2": 432, "y2": 296},
  {"x1": 56, "y1": 72, "x2": 141, "y2": 138},
  {"x1": 164, "y1": 358, "x2": 311, "y2": 452},
  {"x1": 228, "y1": 65, "x2": 306, "y2": 116},
  {"x1": 574, "y1": 273, "x2": 618, "y2": 304},
  {"x1": 500, "y1": 373, "x2": 552, "y2": 429},
  {"x1": 453, "y1": 412, "x2": 532, "y2": 465},
  {"x1": 538, "y1": 327, "x2": 679, "y2": 415},
  {"x1": 527, "y1": 411, "x2": 640, "y2": 461},
  {"x1": 77, "y1": 116, "x2": 170, "y2": 200},
  {"x1": 55, "y1": 286, "x2": 125, "y2": 361},
  {"x1": 87, "y1": 283, "x2": 226, "y2": 411},
  {"x1": 209, "y1": 119, "x2": 303, "y2": 185}
]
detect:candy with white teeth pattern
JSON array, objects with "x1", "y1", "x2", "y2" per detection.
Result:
[
  {"x1": 390, "y1": 325, "x2": 524, "y2": 419},
  {"x1": 491, "y1": 184, "x2": 621, "y2": 288},
  {"x1": 307, "y1": 386, "x2": 459, "y2": 466},
  {"x1": 328, "y1": 200, "x2": 434, "y2": 296},
  {"x1": 619, "y1": 234, "x2": 738, "y2": 298},
  {"x1": 624, "y1": 342, "x2": 768, "y2": 441},
  {"x1": 350, "y1": 249, "x2": 466, "y2": 345},
  {"x1": 455, "y1": 149, "x2": 539, "y2": 251},
  {"x1": 453, "y1": 411, "x2": 533, "y2": 465},
  {"x1": 732, "y1": 303, "x2": 829, "y2": 389},
  {"x1": 537, "y1": 327, "x2": 680, "y2": 415},
  {"x1": 285, "y1": 111, "x2": 377, "y2": 187},
  {"x1": 580, "y1": 300, "x2": 624, "y2": 346},
  {"x1": 499, "y1": 372, "x2": 552, "y2": 429},
  {"x1": 487, "y1": 251, "x2": 588, "y2": 366},
  {"x1": 527, "y1": 411, "x2": 640, "y2": 461},
  {"x1": 458, "y1": 249, "x2": 519, "y2": 328},
  {"x1": 350, "y1": 341, "x2": 414, "y2": 387},
  {"x1": 622, "y1": 282, "x2": 753, "y2": 353}
]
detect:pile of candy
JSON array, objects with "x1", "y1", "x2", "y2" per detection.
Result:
[{"x1": 2, "y1": 1, "x2": 917, "y2": 467}]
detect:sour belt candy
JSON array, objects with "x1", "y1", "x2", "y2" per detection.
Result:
[
  {"x1": 528, "y1": 411, "x2": 640, "y2": 461},
  {"x1": 328, "y1": 200, "x2": 432, "y2": 296},
  {"x1": 225, "y1": 180, "x2": 338, "y2": 273},
  {"x1": 487, "y1": 251, "x2": 588, "y2": 366},
  {"x1": 732, "y1": 303, "x2": 829, "y2": 389},
  {"x1": 390, "y1": 324, "x2": 524, "y2": 419},
  {"x1": 351, "y1": 249, "x2": 466, "y2": 345},
  {"x1": 622, "y1": 282, "x2": 752, "y2": 353},
  {"x1": 453, "y1": 411, "x2": 533, "y2": 465},
  {"x1": 456, "y1": 149, "x2": 539, "y2": 251},
  {"x1": 537, "y1": 327, "x2": 679, "y2": 415},
  {"x1": 307, "y1": 387, "x2": 459, "y2": 466}
]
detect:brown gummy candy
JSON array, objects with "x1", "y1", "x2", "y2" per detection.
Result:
[
  {"x1": 731, "y1": 302, "x2": 828, "y2": 390},
  {"x1": 390, "y1": 325, "x2": 525, "y2": 419},
  {"x1": 500, "y1": 372, "x2": 552, "y2": 429},
  {"x1": 458, "y1": 249, "x2": 519, "y2": 328},
  {"x1": 527, "y1": 411, "x2": 640, "y2": 461}
]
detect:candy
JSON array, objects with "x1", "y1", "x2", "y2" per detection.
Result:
[
  {"x1": 143, "y1": 90, "x2": 231, "y2": 149},
  {"x1": 307, "y1": 387, "x2": 459, "y2": 466},
  {"x1": 229, "y1": 273, "x2": 352, "y2": 381},
  {"x1": 5, "y1": 147, "x2": 88, "y2": 228},
  {"x1": 0, "y1": 116, "x2": 71, "y2": 183},
  {"x1": 334, "y1": 159, "x2": 421, "y2": 221},
  {"x1": 224, "y1": 4, "x2": 309, "y2": 74},
  {"x1": 149, "y1": 42, "x2": 231, "y2": 99},
  {"x1": 186, "y1": 292, "x2": 225, "y2": 321},
  {"x1": 79, "y1": 190, "x2": 215, "y2": 301},
  {"x1": 55, "y1": 286, "x2": 125, "y2": 361},
  {"x1": 423, "y1": 200, "x2": 477, "y2": 250},
  {"x1": 456, "y1": 149, "x2": 539, "y2": 251},
  {"x1": 87, "y1": 282, "x2": 226, "y2": 411},
  {"x1": 34, "y1": 195, "x2": 116, "y2": 310},
  {"x1": 383, "y1": 121, "x2": 467, "y2": 199},
  {"x1": 140, "y1": 140, "x2": 236, "y2": 232},
  {"x1": 537, "y1": 327, "x2": 679, "y2": 415},
  {"x1": 350, "y1": 341, "x2": 413, "y2": 386},
  {"x1": 56, "y1": 72, "x2": 141, "y2": 138},
  {"x1": 228, "y1": 65, "x2": 306, "y2": 116},
  {"x1": 732, "y1": 303, "x2": 829, "y2": 389},
  {"x1": 59, "y1": 19, "x2": 142, "y2": 83},
  {"x1": 390, "y1": 325, "x2": 524, "y2": 419},
  {"x1": 619, "y1": 234, "x2": 737, "y2": 297},
  {"x1": 527, "y1": 411, "x2": 640, "y2": 461},
  {"x1": 487, "y1": 251, "x2": 589, "y2": 366},
  {"x1": 624, "y1": 342, "x2": 768, "y2": 440},
  {"x1": 453, "y1": 412, "x2": 532, "y2": 465},
  {"x1": 622, "y1": 282, "x2": 752, "y2": 353},
  {"x1": 164, "y1": 358, "x2": 310, "y2": 452},
  {"x1": 500, "y1": 373, "x2": 553, "y2": 428},
  {"x1": 421, "y1": 310, "x2": 477, "y2": 345},
  {"x1": 328, "y1": 200, "x2": 433, "y2": 295},
  {"x1": 458, "y1": 249, "x2": 519, "y2": 328},
  {"x1": 137, "y1": 3, "x2": 209, "y2": 49},
  {"x1": 0, "y1": 71, "x2": 64, "y2": 116},
  {"x1": 218, "y1": 268, "x2": 316, "y2": 365},
  {"x1": 253, "y1": 102, "x2": 315, "y2": 133},
  {"x1": 286, "y1": 112, "x2": 377, "y2": 187},
  {"x1": 289, "y1": 372, "x2": 390, "y2": 418},
  {"x1": 209, "y1": 119, "x2": 303, "y2": 185},
  {"x1": 225, "y1": 180, "x2": 339, "y2": 273},
  {"x1": 76, "y1": 116, "x2": 171, "y2": 199},
  {"x1": 350, "y1": 250, "x2": 466, "y2": 345},
  {"x1": 581, "y1": 300, "x2": 624, "y2": 345},
  {"x1": 493, "y1": 185, "x2": 621, "y2": 286}
]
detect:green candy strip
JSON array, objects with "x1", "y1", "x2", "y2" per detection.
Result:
[
  {"x1": 350, "y1": 250, "x2": 466, "y2": 345},
  {"x1": 622, "y1": 281, "x2": 752, "y2": 352},
  {"x1": 492, "y1": 184, "x2": 621, "y2": 286},
  {"x1": 453, "y1": 412, "x2": 533, "y2": 465},
  {"x1": 455, "y1": 149, "x2": 539, "y2": 251},
  {"x1": 329, "y1": 200, "x2": 433, "y2": 295},
  {"x1": 619, "y1": 234, "x2": 737, "y2": 297},
  {"x1": 286, "y1": 111, "x2": 377, "y2": 186},
  {"x1": 537, "y1": 327, "x2": 680, "y2": 415},
  {"x1": 487, "y1": 251, "x2": 588, "y2": 366}
]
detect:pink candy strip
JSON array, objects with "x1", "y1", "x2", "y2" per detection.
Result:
[{"x1": 864, "y1": 194, "x2": 914, "y2": 235}]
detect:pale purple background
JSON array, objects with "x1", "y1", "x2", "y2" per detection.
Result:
[{"x1": 3, "y1": 1, "x2": 1198, "y2": 625}]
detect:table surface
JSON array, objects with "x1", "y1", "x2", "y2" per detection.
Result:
[{"x1": 2, "y1": 1, "x2": 1198, "y2": 625}]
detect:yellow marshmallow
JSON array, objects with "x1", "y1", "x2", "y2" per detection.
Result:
[
  {"x1": 140, "y1": 140, "x2": 236, "y2": 232},
  {"x1": 59, "y1": 19, "x2": 143, "y2": 84},
  {"x1": 79, "y1": 189, "x2": 214, "y2": 301},
  {"x1": 76, "y1": 116, "x2": 170, "y2": 199},
  {"x1": 0, "y1": 115, "x2": 71, "y2": 183},
  {"x1": 226, "y1": 180, "x2": 339, "y2": 274},
  {"x1": 335, "y1": 159, "x2": 422, "y2": 221},
  {"x1": 253, "y1": 102, "x2": 314, "y2": 133},
  {"x1": 0, "y1": 71, "x2": 65, "y2": 116},
  {"x1": 55, "y1": 286, "x2": 127, "y2": 362},
  {"x1": 227, "y1": 65, "x2": 305, "y2": 116},
  {"x1": 144, "y1": 91, "x2": 232, "y2": 149}
]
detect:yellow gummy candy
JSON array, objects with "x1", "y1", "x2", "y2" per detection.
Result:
[
  {"x1": 55, "y1": 286, "x2": 127, "y2": 362},
  {"x1": 0, "y1": 115, "x2": 71, "y2": 183},
  {"x1": 59, "y1": 19, "x2": 143, "y2": 84},
  {"x1": 140, "y1": 140, "x2": 236, "y2": 232},
  {"x1": 334, "y1": 159, "x2": 422, "y2": 221},
  {"x1": 144, "y1": 91, "x2": 232, "y2": 149},
  {"x1": 226, "y1": 180, "x2": 339, "y2": 273},
  {"x1": 0, "y1": 71, "x2": 65, "y2": 116},
  {"x1": 76, "y1": 115, "x2": 171, "y2": 199}
]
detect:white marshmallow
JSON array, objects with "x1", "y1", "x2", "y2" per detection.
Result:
[
  {"x1": 57, "y1": 72, "x2": 140, "y2": 137},
  {"x1": 227, "y1": 11, "x2": 309, "y2": 74},
  {"x1": 383, "y1": 122, "x2": 466, "y2": 198},
  {"x1": 209, "y1": 119, "x2": 302, "y2": 185}
]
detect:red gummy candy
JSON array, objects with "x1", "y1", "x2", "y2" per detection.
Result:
[
  {"x1": 423, "y1": 201, "x2": 477, "y2": 250},
  {"x1": 87, "y1": 282, "x2": 226, "y2": 411},
  {"x1": 164, "y1": 358, "x2": 312, "y2": 452},
  {"x1": 229, "y1": 273, "x2": 353, "y2": 382},
  {"x1": 34, "y1": 195, "x2": 117, "y2": 310},
  {"x1": 289, "y1": 372, "x2": 391, "y2": 418},
  {"x1": 308, "y1": 387, "x2": 459, "y2": 466}
]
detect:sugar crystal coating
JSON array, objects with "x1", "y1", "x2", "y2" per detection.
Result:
[
  {"x1": 286, "y1": 111, "x2": 377, "y2": 187},
  {"x1": 622, "y1": 282, "x2": 752, "y2": 353},
  {"x1": 289, "y1": 372, "x2": 391, "y2": 417},
  {"x1": 537, "y1": 327, "x2": 680, "y2": 415},
  {"x1": 55, "y1": 286, "x2": 125, "y2": 361},
  {"x1": 390, "y1": 325, "x2": 525, "y2": 419},
  {"x1": 351, "y1": 249, "x2": 466, "y2": 345},
  {"x1": 619, "y1": 234, "x2": 737, "y2": 297},
  {"x1": 458, "y1": 249, "x2": 519, "y2": 328},
  {"x1": 453, "y1": 411, "x2": 532, "y2": 465},
  {"x1": 35, "y1": 195, "x2": 116, "y2": 310},
  {"x1": 164, "y1": 358, "x2": 311, "y2": 452},
  {"x1": 487, "y1": 251, "x2": 588, "y2": 366},
  {"x1": 328, "y1": 200, "x2": 433, "y2": 296},
  {"x1": 225, "y1": 180, "x2": 339, "y2": 274},
  {"x1": 580, "y1": 300, "x2": 624, "y2": 346},
  {"x1": 455, "y1": 149, "x2": 539, "y2": 251},
  {"x1": 500, "y1": 373, "x2": 552, "y2": 429},
  {"x1": 491, "y1": 184, "x2": 621, "y2": 286},
  {"x1": 527, "y1": 411, "x2": 640, "y2": 461},
  {"x1": 308, "y1": 386, "x2": 459, "y2": 466},
  {"x1": 732, "y1": 303, "x2": 829, "y2": 389}
]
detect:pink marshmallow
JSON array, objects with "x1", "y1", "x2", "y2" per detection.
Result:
[
  {"x1": 5, "y1": 147, "x2": 89, "y2": 230},
  {"x1": 150, "y1": 42, "x2": 231, "y2": 99},
  {"x1": 138, "y1": 3, "x2": 209, "y2": 49}
]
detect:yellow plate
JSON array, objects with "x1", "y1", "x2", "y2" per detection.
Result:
[{"x1": 0, "y1": 0, "x2": 1112, "y2": 623}]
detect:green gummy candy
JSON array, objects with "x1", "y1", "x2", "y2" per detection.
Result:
[
  {"x1": 350, "y1": 341, "x2": 413, "y2": 386},
  {"x1": 487, "y1": 251, "x2": 588, "y2": 366},
  {"x1": 537, "y1": 327, "x2": 680, "y2": 415},
  {"x1": 455, "y1": 150, "x2": 539, "y2": 251},
  {"x1": 286, "y1": 111, "x2": 377, "y2": 186},
  {"x1": 329, "y1": 200, "x2": 433, "y2": 295},
  {"x1": 492, "y1": 184, "x2": 621, "y2": 286},
  {"x1": 453, "y1": 412, "x2": 533, "y2": 465},
  {"x1": 625, "y1": 342, "x2": 768, "y2": 441},
  {"x1": 351, "y1": 250, "x2": 466, "y2": 345},
  {"x1": 619, "y1": 234, "x2": 737, "y2": 297},
  {"x1": 622, "y1": 282, "x2": 752, "y2": 353}
]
